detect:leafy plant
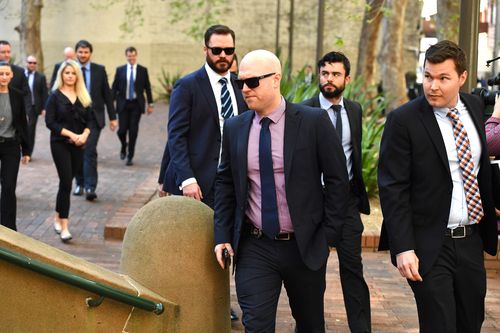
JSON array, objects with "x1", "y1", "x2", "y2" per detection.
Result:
[
  {"x1": 280, "y1": 67, "x2": 386, "y2": 197},
  {"x1": 156, "y1": 69, "x2": 182, "y2": 103}
]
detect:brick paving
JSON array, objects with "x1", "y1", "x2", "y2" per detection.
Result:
[{"x1": 12, "y1": 103, "x2": 500, "y2": 332}]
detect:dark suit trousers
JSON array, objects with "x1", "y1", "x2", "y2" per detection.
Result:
[
  {"x1": 117, "y1": 100, "x2": 142, "y2": 160},
  {"x1": 75, "y1": 118, "x2": 101, "y2": 190},
  {"x1": 235, "y1": 231, "x2": 326, "y2": 333},
  {"x1": 336, "y1": 190, "x2": 371, "y2": 333},
  {"x1": 408, "y1": 230, "x2": 486, "y2": 333},
  {"x1": 27, "y1": 105, "x2": 38, "y2": 156},
  {"x1": 0, "y1": 141, "x2": 21, "y2": 231}
]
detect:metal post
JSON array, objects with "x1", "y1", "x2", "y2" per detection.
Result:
[{"x1": 459, "y1": 0, "x2": 480, "y2": 93}]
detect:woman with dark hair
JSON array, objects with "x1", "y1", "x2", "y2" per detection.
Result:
[
  {"x1": 45, "y1": 60, "x2": 93, "y2": 242},
  {"x1": 0, "y1": 61, "x2": 30, "y2": 231}
]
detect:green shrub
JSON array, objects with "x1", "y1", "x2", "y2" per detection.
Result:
[
  {"x1": 280, "y1": 66, "x2": 386, "y2": 197},
  {"x1": 156, "y1": 68, "x2": 181, "y2": 103}
]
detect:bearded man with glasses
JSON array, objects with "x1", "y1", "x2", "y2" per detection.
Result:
[{"x1": 214, "y1": 49, "x2": 349, "y2": 332}]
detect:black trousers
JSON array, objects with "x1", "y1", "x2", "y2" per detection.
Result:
[
  {"x1": 336, "y1": 192, "x2": 371, "y2": 333},
  {"x1": 51, "y1": 141, "x2": 83, "y2": 218},
  {"x1": 408, "y1": 229, "x2": 486, "y2": 333},
  {"x1": 26, "y1": 106, "x2": 38, "y2": 156},
  {"x1": 235, "y1": 232, "x2": 326, "y2": 333},
  {"x1": 117, "y1": 100, "x2": 142, "y2": 160},
  {"x1": 0, "y1": 140, "x2": 21, "y2": 231}
]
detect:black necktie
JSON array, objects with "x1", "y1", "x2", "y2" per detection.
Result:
[
  {"x1": 259, "y1": 117, "x2": 280, "y2": 238},
  {"x1": 331, "y1": 104, "x2": 342, "y2": 140}
]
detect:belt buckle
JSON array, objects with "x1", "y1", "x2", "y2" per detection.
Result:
[
  {"x1": 450, "y1": 226, "x2": 466, "y2": 239},
  {"x1": 275, "y1": 233, "x2": 291, "y2": 241}
]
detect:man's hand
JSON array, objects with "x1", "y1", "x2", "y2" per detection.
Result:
[
  {"x1": 21, "y1": 155, "x2": 30, "y2": 165},
  {"x1": 158, "y1": 184, "x2": 169, "y2": 197},
  {"x1": 109, "y1": 120, "x2": 118, "y2": 131},
  {"x1": 214, "y1": 243, "x2": 234, "y2": 269},
  {"x1": 147, "y1": 106, "x2": 154, "y2": 114},
  {"x1": 396, "y1": 251, "x2": 423, "y2": 282},
  {"x1": 182, "y1": 183, "x2": 203, "y2": 201}
]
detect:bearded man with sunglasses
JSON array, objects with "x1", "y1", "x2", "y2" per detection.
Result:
[
  {"x1": 160, "y1": 24, "x2": 247, "y2": 210},
  {"x1": 214, "y1": 49, "x2": 349, "y2": 332}
]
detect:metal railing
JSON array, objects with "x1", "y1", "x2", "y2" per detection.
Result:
[{"x1": 0, "y1": 246, "x2": 164, "y2": 315}]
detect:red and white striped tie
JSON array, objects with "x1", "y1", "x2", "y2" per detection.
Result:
[{"x1": 447, "y1": 108, "x2": 484, "y2": 223}]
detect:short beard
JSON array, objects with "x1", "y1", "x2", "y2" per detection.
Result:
[
  {"x1": 319, "y1": 83, "x2": 344, "y2": 99},
  {"x1": 206, "y1": 56, "x2": 233, "y2": 75}
]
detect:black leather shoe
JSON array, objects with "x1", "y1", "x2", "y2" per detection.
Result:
[
  {"x1": 120, "y1": 151, "x2": 126, "y2": 160},
  {"x1": 73, "y1": 185, "x2": 83, "y2": 196},
  {"x1": 230, "y1": 309, "x2": 238, "y2": 321},
  {"x1": 85, "y1": 188, "x2": 97, "y2": 201},
  {"x1": 126, "y1": 158, "x2": 133, "y2": 166}
]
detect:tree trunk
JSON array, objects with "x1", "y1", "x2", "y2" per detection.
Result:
[
  {"x1": 287, "y1": 0, "x2": 295, "y2": 72},
  {"x1": 355, "y1": 0, "x2": 384, "y2": 88},
  {"x1": 15, "y1": 0, "x2": 44, "y2": 70},
  {"x1": 402, "y1": 0, "x2": 424, "y2": 76},
  {"x1": 315, "y1": 0, "x2": 325, "y2": 64},
  {"x1": 436, "y1": 0, "x2": 460, "y2": 42},
  {"x1": 379, "y1": 0, "x2": 409, "y2": 112}
]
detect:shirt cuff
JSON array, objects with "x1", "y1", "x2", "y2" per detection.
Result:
[
  {"x1": 180, "y1": 177, "x2": 197, "y2": 190},
  {"x1": 396, "y1": 250, "x2": 415, "y2": 257}
]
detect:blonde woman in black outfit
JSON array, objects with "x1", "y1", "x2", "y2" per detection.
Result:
[
  {"x1": 46, "y1": 60, "x2": 93, "y2": 242},
  {"x1": 0, "y1": 61, "x2": 30, "y2": 231}
]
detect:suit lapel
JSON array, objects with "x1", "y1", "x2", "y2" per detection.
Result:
[
  {"x1": 197, "y1": 67, "x2": 219, "y2": 127},
  {"x1": 284, "y1": 102, "x2": 301, "y2": 183},
  {"x1": 237, "y1": 111, "x2": 254, "y2": 194},
  {"x1": 344, "y1": 100, "x2": 359, "y2": 147},
  {"x1": 418, "y1": 99, "x2": 450, "y2": 174}
]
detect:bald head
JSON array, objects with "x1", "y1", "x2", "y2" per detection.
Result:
[
  {"x1": 63, "y1": 47, "x2": 75, "y2": 60},
  {"x1": 238, "y1": 50, "x2": 282, "y2": 116}
]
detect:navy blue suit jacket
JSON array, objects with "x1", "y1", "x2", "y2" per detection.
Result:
[
  {"x1": 112, "y1": 64, "x2": 153, "y2": 113},
  {"x1": 161, "y1": 66, "x2": 247, "y2": 199},
  {"x1": 214, "y1": 102, "x2": 349, "y2": 271}
]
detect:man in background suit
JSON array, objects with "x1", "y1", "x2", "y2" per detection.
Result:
[
  {"x1": 49, "y1": 46, "x2": 75, "y2": 89},
  {"x1": 24, "y1": 55, "x2": 48, "y2": 157},
  {"x1": 302, "y1": 51, "x2": 371, "y2": 333},
  {"x1": 112, "y1": 46, "x2": 153, "y2": 166},
  {"x1": 0, "y1": 41, "x2": 32, "y2": 119},
  {"x1": 73, "y1": 40, "x2": 117, "y2": 201},
  {"x1": 214, "y1": 49, "x2": 349, "y2": 332},
  {"x1": 378, "y1": 40, "x2": 497, "y2": 333},
  {"x1": 160, "y1": 25, "x2": 247, "y2": 209}
]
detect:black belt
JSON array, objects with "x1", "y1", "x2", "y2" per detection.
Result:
[
  {"x1": 247, "y1": 223, "x2": 294, "y2": 241},
  {"x1": 445, "y1": 224, "x2": 477, "y2": 238},
  {"x1": 0, "y1": 137, "x2": 17, "y2": 143}
]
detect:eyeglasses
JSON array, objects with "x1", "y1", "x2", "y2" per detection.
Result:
[
  {"x1": 27, "y1": 61, "x2": 37, "y2": 64},
  {"x1": 206, "y1": 46, "x2": 235, "y2": 55},
  {"x1": 235, "y1": 73, "x2": 276, "y2": 89}
]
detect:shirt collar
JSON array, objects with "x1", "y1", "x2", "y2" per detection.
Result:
[
  {"x1": 255, "y1": 97, "x2": 286, "y2": 124},
  {"x1": 79, "y1": 62, "x2": 90, "y2": 71},
  {"x1": 319, "y1": 92, "x2": 344, "y2": 110},
  {"x1": 204, "y1": 63, "x2": 230, "y2": 86},
  {"x1": 433, "y1": 95, "x2": 465, "y2": 119}
]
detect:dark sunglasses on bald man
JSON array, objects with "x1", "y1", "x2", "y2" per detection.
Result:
[
  {"x1": 235, "y1": 73, "x2": 276, "y2": 89},
  {"x1": 206, "y1": 46, "x2": 235, "y2": 55}
]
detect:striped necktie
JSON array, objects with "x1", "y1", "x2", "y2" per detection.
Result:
[
  {"x1": 219, "y1": 77, "x2": 233, "y2": 119},
  {"x1": 447, "y1": 107, "x2": 484, "y2": 223}
]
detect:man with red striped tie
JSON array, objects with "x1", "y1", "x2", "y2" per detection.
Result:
[{"x1": 378, "y1": 40, "x2": 498, "y2": 333}]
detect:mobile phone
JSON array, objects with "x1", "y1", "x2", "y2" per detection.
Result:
[{"x1": 223, "y1": 248, "x2": 231, "y2": 269}]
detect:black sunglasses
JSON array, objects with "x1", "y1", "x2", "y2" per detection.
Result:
[
  {"x1": 235, "y1": 73, "x2": 276, "y2": 89},
  {"x1": 206, "y1": 46, "x2": 235, "y2": 55},
  {"x1": 27, "y1": 61, "x2": 37, "y2": 64}
]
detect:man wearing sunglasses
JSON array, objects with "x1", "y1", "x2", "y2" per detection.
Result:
[
  {"x1": 214, "y1": 49, "x2": 349, "y2": 332},
  {"x1": 24, "y1": 55, "x2": 48, "y2": 157},
  {"x1": 160, "y1": 24, "x2": 247, "y2": 210},
  {"x1": 302, "y1": 51, "x2": 371, "y2": 333}
]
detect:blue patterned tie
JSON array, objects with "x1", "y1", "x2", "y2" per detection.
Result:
[
  {"x1": 259, "y1": 117, "x2": 280, "y2": 238},
  {"x1": 128, "y1": 65, "x2": 135, "y2": 100},
  {"x1": 219, "y1": 77, "x2": 233, "y2": 119}
]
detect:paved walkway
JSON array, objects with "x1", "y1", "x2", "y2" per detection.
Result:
[{"x1": 12, "y1": 103, "x2": 500, "y2": 332}]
